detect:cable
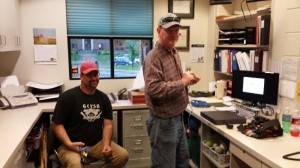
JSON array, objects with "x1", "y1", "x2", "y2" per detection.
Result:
[
  {"x1": 260, "y1": 105, "x2": 275, "y2": 116},
  {"x1": 241, "y1": 0, "x2": 253, "y2": 22},
  {"x1": 187, "y1": 102, "x2": 194, "y2": 128}
]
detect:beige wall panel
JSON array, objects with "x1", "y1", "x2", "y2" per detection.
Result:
[
  {"x1": 283, "y1": 33, "x2": 300, "y2": 56},
  {"x1": 287, "y1": 0, "x2": 300, "y2": 9},
  {"x1": 285, "y1": 9, "x2": 300, "y2": 33}
]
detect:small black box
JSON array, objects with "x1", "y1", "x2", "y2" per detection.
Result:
[{"x1": 245, "y1": 27, "x2": 256, "y2": 44}]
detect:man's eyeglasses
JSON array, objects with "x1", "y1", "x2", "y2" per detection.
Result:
[
  {"x1": 160, "y1": 17, "x2": 181, "y2": 24},
  {"x1": 83, "y1": 71, "x2": 100, "y2": 78}
]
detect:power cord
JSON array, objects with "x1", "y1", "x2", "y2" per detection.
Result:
[
  {"x1": 241, "y1": 0, "x2": 253, "y2": 22},
  {"x1": 260, "y1": 105, "x2": 275, "y2": 116}
]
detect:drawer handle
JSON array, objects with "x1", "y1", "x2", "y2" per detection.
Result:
[
  {"x1": 134, "y1": 116, "x2": 142, "y2": 121},
  {"x1": 132, "y1": 147, "x2": 143, "y2": 153},
  {"x1": 131, "y1": 124, "x2": 143, "y2": 129},
  {"x1": 135, "y1": 140, "x2": 142, "y2": 145}
]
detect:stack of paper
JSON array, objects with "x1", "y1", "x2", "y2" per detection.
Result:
[{"x1": 26, "y1": 81, "x2": 63, "y2": 101}]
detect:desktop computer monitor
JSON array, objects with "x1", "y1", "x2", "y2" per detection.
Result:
[{"x1": 231, "y1": 70, "x2": 279, "y2": 106}]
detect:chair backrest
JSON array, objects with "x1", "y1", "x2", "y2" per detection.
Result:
[
  {"x1": 47, "y1": 125, "x2": 63, "y2": 168},
  {"x1": 47, "y1": 125, "x2": 61, "y2": 157}
]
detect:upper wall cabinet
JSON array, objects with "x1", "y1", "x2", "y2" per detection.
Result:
[
  {"x1": 0, "y1": 0, "x2": 21, "y2": 52},
  {"x1": 211, "y1": 0, "x2": 272, "y2": 78},
  {"x1": 214, "y1": 0, "x2": 271, "y2": 49}
]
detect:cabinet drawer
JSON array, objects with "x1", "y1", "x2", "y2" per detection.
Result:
[
  {"x1": 123, "y1": 136, "x2": 151, "y2": 159},
  {"x1": 5, "y1": 143, "x2": 26, "y2": 168},
  {"x1": 112, "y1": 111, "x2": 118, "y2": 143},
  {"x1": 123, "y1": 110, "x2": 149, "y2": 136},
  {"x1": 126, "y1": 157, "x2": 151, "y2": 168},
  {"x1": 230, "y1": 143, "x2": 261, "y2": 168}
]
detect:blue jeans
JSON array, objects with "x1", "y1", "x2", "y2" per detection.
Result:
[{"x1": 146, "y1": 112, "x2": 189, "y2": 168}]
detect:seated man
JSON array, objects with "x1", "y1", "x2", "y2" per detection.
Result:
[{"x1": 52, "y1": 61, "x2": 128, "y2": 168}]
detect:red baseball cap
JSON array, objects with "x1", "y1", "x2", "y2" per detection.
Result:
[{"x1": 80, "y1": 61, "x2": 99, "y2": 74}]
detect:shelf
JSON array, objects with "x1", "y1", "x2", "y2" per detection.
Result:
[
  {"x1": 216, "y1": 44, "x2": 269, "y2": 50},
  {"x1": 216, "y1": 7, "x2": 270, "y2": 23},
  {"x1": 214, "y1": 71, "x2": 232, "y2": 76},
  {"x1": 217, "y1": 44, "x2": 257, "y2": 48},
  {"x1": 216, "y1": 12, "x2": 259, "y2": 22}
]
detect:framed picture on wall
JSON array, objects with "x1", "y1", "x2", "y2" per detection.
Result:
[
  {"x1": 168, "y1": 0, "x2": 194, "y2": 18},
  {"x1": 175, "y1": 26, "x2": 190, "y2": 51}
]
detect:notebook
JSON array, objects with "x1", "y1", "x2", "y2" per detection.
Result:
[{"x1": 201, "y1": 111, "x2": 246, "y2": 125}]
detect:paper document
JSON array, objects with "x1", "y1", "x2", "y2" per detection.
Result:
[
  {"x1": 0, "y1": 75, "x2": 20, "y2": 87},
  {"x1": 26, "y1": 81, "x2": 63, "y2": 90},
  {"x1": 36, "y1": 94, "x2": 60, "y2": 101},
  {"x1": 128, "y1": 67, "x2": 144, "y2": 91}
]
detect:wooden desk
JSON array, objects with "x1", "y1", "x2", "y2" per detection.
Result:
[
  {"x1": 0, "y1": 100, "x2": 147, "y2": 168},
  {"x1": 185, "y1": 97, "x2": 300, "y2": 168}
]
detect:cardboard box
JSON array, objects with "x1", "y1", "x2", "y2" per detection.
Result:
[{"x1": 128, "y1": 91, "x2": 145, "y2": 104}]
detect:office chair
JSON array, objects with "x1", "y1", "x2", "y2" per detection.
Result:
[{"x1": 47, "y1": 126, "x2": 105, "y2": 168}]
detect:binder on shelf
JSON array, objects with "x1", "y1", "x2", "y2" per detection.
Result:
[
  {"x1": 262, "y1": 50, "x2": 269, "y2": 72},
  {"x1": 254, "y1": 49, "x2": 263, "y2": 72},
  {"x1": 221, "y1": 50, "x2": 228, "y2": 73},
  {"x1": 249, "y1": 50, "x2": 255, "y2": 71},
  {"x1": 256, "y1": 15, "x2": 261, "y2": 45},
  {"x1": 260, "y1": 14, "x2": 271, "y2": 45},
  {"x1": 235, "y1": 51, "x2": 245, "y2": 70},
  {"x1": 214, "y1": 49, "x2": 220, "y2": 71},
  {"x1": 231, "y1": 50, "x2": 239, "y2": 71},
  {"x1": 227, "y1": 49, "x2": 232, "y2": 74},
  {"x1": 219, "y1": 50, "x2": 222, "y2": 72},
  {"x1": 241, "y1": 52, "x2": 251, "y2": 71}
]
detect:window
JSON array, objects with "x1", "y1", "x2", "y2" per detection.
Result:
[
  {"x1": 66, "y1": 0, "x2": 153, "y2": 79},
  {"x1": 68, "y1": 37, "x2": 152, "y2": 80}
]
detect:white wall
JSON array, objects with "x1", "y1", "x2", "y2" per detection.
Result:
[
  {"x1": 272, "y1": 0, "x2": 300, "y2": 110},
  {"x1": 0, "y1": 0, "x2": 211, "y2": 93}
]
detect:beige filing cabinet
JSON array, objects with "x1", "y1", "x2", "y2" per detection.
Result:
[
  {"x1": 112, "y1": 111, "x2": 118, "y2": 143},
  {"x1": 122, "y1": 109, "x2": 151, "y2": 168},
  {"x1": 5, "y1": 143, "x2": 27, "y2": 168}
]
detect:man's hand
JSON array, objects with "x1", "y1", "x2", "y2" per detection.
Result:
[
  {"x1": 102, "y1": 145, "x2": 112, "y2": 158},
  {"x1": 65, "y1": 141, "x2": 85, "y2": 152},
  {"x1": 182, "y1": 71, "x2": 200, "y2": 86}
]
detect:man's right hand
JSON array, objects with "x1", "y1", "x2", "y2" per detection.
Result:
[
  {"x1": 65, "y1": 141, "x2": 85, "y2": 152},
  {"x1": 182, "y1": 71, "x2": 200, "y2": 86}
]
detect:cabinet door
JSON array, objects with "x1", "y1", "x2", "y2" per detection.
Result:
[
  {"x1": 0, "y1": 0, "x2": 21, "y2": 52},
  {"x1": 230, "y1": 143, "x2": 261, "y2": 168}
]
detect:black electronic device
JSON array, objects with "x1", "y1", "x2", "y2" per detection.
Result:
[
  {"x1": 231, "y1": 70, "x2": 279, "y2": 106},
  {"x1": 201, "y1": 111, "x2": 246, "y2": 125}
]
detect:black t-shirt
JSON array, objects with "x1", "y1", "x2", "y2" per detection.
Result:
[{"x1": 52, "y1": 86, "x2": 112, "y2": 146}]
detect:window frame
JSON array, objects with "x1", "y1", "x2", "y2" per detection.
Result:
[{"x1": 67, "y1": 36, "x2": 153, "y2": 80}]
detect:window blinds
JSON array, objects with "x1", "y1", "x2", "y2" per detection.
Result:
[{"x1": 66, "y1": 0, "x2": 153, "y2": 37}]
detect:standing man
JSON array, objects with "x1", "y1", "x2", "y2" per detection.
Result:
[
  {"x1": 52, "y1": 61, "x2": 129, "y2": 168},
  {"x1": 143, "y1": 13, "x2": 200, "y2": 168}
]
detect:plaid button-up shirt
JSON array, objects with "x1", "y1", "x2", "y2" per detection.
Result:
[{"x1": 143, "y1": 43, "x2": 188, "y2": 119}]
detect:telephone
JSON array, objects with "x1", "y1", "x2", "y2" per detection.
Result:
[
  {"x1": 106, "y1": 88, "x2": 128, "y2": 103},
  {"x1": 107, "y1": 92, "x2": 117, "y2": 103},
  {"x1": 118, "y1": 88, "x2": 128, "y2": 100},
  {"x1": 6, "y1": 92, "x2": 38, "y2": 108},
  {"x1": 0, "y1": 97, "x2": 9, "y2": 108},
  {"x1": 0, "y1": 84, "x2": 38, "y2": 108}
]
